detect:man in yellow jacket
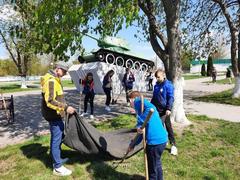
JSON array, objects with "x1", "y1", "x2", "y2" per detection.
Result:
[{"x1": 41, "y1": 61, "x2": 75, "y2": 176}]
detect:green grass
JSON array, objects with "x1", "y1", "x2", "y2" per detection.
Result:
[
  {"x1": 0, "y1": 114, "x2": 240, "y2": 179},
  {"x1": 0, "y1": 83, "x2": 39, "y2": 93},
  {"x1": 0, "y1": 80, "x2": 74, "y2": 93},
  {"x1": 193, "y1": 89, "x2": 240, "y2": 106},
  {"x1": 204, "y1": 78, "x2": 234, "y2": 84},
  {"x1": 61, "y1": 80, "x2": 75, "y2": 87},
  {"x1": 183, "y1": 74, "x2": 206, "y2": 80},
  {"x1": 34, "y1": 80, "x2": 75, "y2": 87}
]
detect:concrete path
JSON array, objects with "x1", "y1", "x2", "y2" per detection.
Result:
[
  {"x1": 0, "y1": 76, "x2": 239, "y2": 148},
  {"x1": 183, "y1": 76, "x2": 239, "y2": 122},
  {"x1": 0, "y1": 87, "x2": 132, "y2": 148}
]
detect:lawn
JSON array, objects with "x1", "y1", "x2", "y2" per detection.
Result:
[
  {"x1": 183, "y1": 74, "x2": 206, "y2": 80},
  {"x1": 193, "y1": 89, "x2": 240, "y2": 106},
  {"x1": 0, "y1": 114, "x2": 239, "y2": 180},
  {"x1": 204, "y1": 78, "x2": 233, "y2": 84},
  {"x1": 0, "y1": 80, "x2": 74, "y2": 93}
]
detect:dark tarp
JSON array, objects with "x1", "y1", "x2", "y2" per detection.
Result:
[{"x1": 63, "y1": 114, "x2": 142, "y2": 159}]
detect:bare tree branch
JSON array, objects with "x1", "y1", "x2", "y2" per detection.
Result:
[
  {"x1": 138, "y1": 0, "x2": 168, "y2": 49},
  {"x1": 0, "y1": 30, "x2": 18, "y2": 66}
]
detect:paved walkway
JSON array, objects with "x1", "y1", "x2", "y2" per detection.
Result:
[
  {"x1": 0, "y1": 76, "x2": 239, "y2": 148},
  {"x1": 183, "y1": 76, "x2": 239, "y2": 122}
]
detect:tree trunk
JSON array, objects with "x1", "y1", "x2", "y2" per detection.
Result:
[
  {"x1": 171, "y1": 77, "x2": 191, "y2": 124},
  {"x1": 163, "y1": 0, "x2": 190, "y2": 124},
  {"x1": 233, "y1": 76, "x2": 240, "y2": 97},
  {"x1": 230, "y1": 32, "x2": 238, "y2": 77},
  {"x1": 20, "y1": 75, "x2": 27, "y2": 89}
]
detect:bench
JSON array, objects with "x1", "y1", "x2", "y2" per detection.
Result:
[{"x1": 0, "y1": 95, "x2": 14, "y2": 123}]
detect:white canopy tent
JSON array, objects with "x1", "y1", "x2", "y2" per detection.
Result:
[{"x1": 68, "y1": 62, "x2": 149, "y2": 95}]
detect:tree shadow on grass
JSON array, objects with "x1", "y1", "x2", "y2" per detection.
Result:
[
  {"x1": 20, "y1": 143, "x2": 145, "y2": 179},
  {"x1": 20, "y1": 143, "x2": 52, "y2": 168},
  {"x1": 86, "y1": 161, "x2": 145, "y2": 180}
]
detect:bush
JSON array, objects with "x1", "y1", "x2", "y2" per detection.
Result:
[{"x1": 201, "y1": 63, "x2": 206, "y2": 76}]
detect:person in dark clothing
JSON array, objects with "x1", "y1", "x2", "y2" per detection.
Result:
[
  {"x1": 151, "y1": 69, "x2": 177, "y2": 156},
  {"x1": 80, "y1": 72, "x2": 95, "y2": 119},
  {"x1": 128, "y1": 91, "x2": 168, "y2": 180},
  {"x1": 146, "y1": 71, "x2": 154, "y2": 91},
  {"x1": 226, "y1": 68, "x2": 232, "y2": 84},
  {"x1": 102, "y1": 70, "x2": 114, "y2": 112},
  {"x1": 122, "y1": 68, "x2": 135, "y2": 105},
  {"x1": 212, "y1": 67, "x2": 217, "y2": 83}
]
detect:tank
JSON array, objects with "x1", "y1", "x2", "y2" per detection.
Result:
[{"x1": 78, "y1": 34, "x2": 155, "y2": 72}]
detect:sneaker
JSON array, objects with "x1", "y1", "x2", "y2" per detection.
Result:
[
  {"x1": 170, "y1": 145, "x2": 178, "y2": 156},
  {"x1": 53, "y1": 165, "x2": 72, "y2": 176},
  {"x1": 127, "y1": 102, "x2": 130, "y2": 106},
  {"x1": 105, "y1": 106, "x2": 111, "y2": 112},
  {"x1": 80, "y1": 112, "x2": 88, "y2": 117},
  {"x1": 90, "y1": 115, "x2": 94, "y2": 119}
]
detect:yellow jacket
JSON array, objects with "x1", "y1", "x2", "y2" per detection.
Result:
[{"x1": 41, "y1": 70, "x2": 67, "y2": 121}]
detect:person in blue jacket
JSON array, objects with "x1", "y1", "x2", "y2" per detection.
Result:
[
  {"x1": 122, "y1": 68, "x2": 135, "y2": 105},
  {"x1": 128, "y1": 91, "x2": 168, "y2": 180},
  {"x1": 151, "y1": 69, "x2": 177, "y2": 156}
]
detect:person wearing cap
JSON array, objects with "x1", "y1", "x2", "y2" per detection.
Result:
[{"x1": 41, "y1": 61, "x2": 75, "y2": 176}]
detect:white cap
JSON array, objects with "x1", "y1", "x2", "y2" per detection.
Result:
[{"x1": 56, "y1": 61, "x2": 69, "y2": 71}]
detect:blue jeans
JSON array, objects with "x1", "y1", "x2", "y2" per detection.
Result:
[
  {"x1": 49, "y1": 120, "x2": 64, "y2": 169},
  {"x1": 147, "y1": 143, "x2": 167, "y2": 180}
]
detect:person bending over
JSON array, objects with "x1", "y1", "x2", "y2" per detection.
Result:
[{"x1": 128, "y1": 91, "x2": 168, "y2": 180}]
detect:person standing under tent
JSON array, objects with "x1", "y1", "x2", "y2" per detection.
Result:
[
  {"x1": 146, "y1": 71, "x2": 154, "y2": 91},
  {"x1": 151, "y1": 69, "x2": 178, "y2": 156},
  {"x1": 80, "y1": 72, "x2": 95, "y2": 119},
  {"x1": 102, "y1": 70, "x2": 115, "y2": 112},
  {"x1": 41, "y1": 61, "x2": 75, "y2": 176},
  {"x1": 122, "y1": 68, "x2": 135, "y2": 105},
  {"x1": 127, "y1": 91, "x2": 168, "y2": 180}
]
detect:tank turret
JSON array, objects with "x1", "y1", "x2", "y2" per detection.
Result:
[{"x1": 78, "y1": 34, "x2": 155, "y2": 72}]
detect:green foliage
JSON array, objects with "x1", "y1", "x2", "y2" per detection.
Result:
[
  {"x1": 201, "y1": 63, "x2": 206, "y2": 76},
  {"x1": 0, "y1": 1, "x2": 39, "y2": 76},
  {"x1": 181, "y1": 49, "x2": 193, "y2": 71},
  {"x1": 26, "y1": 0, "x2": 139, "y2": 59},
  {"x1": 0, "y1": 114, "x2": 240, "y2": 179},
  {"x1": 0, "y1": 59, "x2": 18, "y2": 76},
  {"x1": 27, "y1": 57, "x2": 49, "y2": 76}
]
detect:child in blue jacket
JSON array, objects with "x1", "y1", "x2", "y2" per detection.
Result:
[
  {"x1": 151, "y1": 69, "x2": 177, "y2": 156},
  {"x1": 128, "y1": 91, "x2": 168, "y2": 180}
]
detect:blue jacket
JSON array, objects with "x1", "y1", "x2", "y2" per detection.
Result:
[
  {"x1": 133, "y1": 98, "x2": 168, "y2": 146},
  {"x1": 151, "y1": 79, "x2": 174, "y2": 116}
]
